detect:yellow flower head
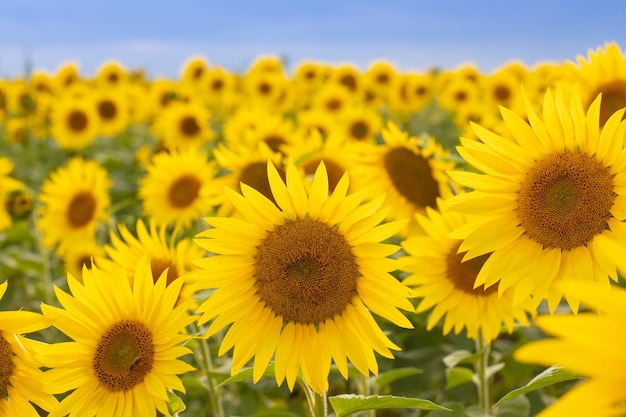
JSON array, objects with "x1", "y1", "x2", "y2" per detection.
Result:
[
  {"x1": 36, "y1": 157, "x2": 111, "y2": 252},
  {"x1": 515, "y1": 282, "x2": 626, "y2": 417},
  {"x1": 40, "y1": 257, "x2": 196, "y2": 417},
  {"x1": 447, "y1": 85, "x2": 626, "y2": 312},
  {"x1": 401, "y1": 199, "x2": 535, "y2": 343},
  {"x1": 193, "y1": 159, "x2": 415, "y2": 395},
  {"x1": 0, "y1": 281, "x2": 58, "y2": 416}
]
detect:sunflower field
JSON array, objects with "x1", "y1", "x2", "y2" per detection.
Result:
[{"x1": 0, "y1": 42, "x2": 625, "y2": 417}]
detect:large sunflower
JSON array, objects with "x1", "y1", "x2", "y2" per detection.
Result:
[
  {"x1": 446, "y1": 86, "x2": 626, "y2": 312},
  {"x1": 400, "y1": 199, "x2": 535, "y2": 343},
  {"x1": 352, "y1": 122, "x2": 456, "y2": 236},
  {"x1": 39, "y1": 258, "x2": 196, "y2": 417},
  {"x1": 0, "y1": 281, "x2": 58, "y2": 416},
  {"x1": 193, "y1": 160, "x2": 414, "y2": 395},
  {"x1": 36, "y1": 157, "x2": 111, "y2": 252},
  {"x1": 138, "y1": 149, "x2": 219, "y2": 229},
  {"x1": 515, "y1": 282, "x2": 626, "y2": 417}
]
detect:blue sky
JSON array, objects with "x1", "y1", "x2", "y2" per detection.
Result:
[{"x1": 1, "y1": 0, "x2": 625, "y2": 78}]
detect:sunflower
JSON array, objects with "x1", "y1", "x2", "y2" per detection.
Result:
[
  {"x1": 138, "y1": 149, "x2": 219, "y2": 229},
  {"x1": 339, "y1": 104, "x2": 383, "y2": 143},
  {"x1": 388, "y1": 71, "x2": 435, "y2": 116},
  {"x1": 283, "y1": 130, "x2": 359, "y2": 193},
  {"x1": 39, "y1": 257, "x2": 196, "y2": 417},
  {"x1": 400, "y1": 199, "x2": 535, "y2": 343},
  {"x1": 92, "y1": 87, "x2": 130, "y2": 138},
  {"x1": 330, "y1": 63, "x2": 362, "y2": 94},
  {"x1": 193, "y1": 159, "x2": 414, "y2": 395},
  {"x1": 351, "y1": 122, "x2": 457, "y2": 236},
  {"x1": 100, "y1": 219, "x2": 206, "y2": 303},
  {"x1": 436, "y1": 75, "x2": 481, "y2": 114},
  {"x1": 202, "y1": 67, "x2": 236, "y2": 110},
  {"x1": 4, "y1": 117, "x2": 29, "y2": 144},
  {"x1": 364, "y1": 60, "x2": 398, "y2": 99},
  {"x1": 53, "y1": 61, "x2": 81, "y2": 90},
  {"x1": 570, "y1": 42, "x2": 626, "y2": 126},
  {"x1": 514, "y1": 282, "x2": 626, "y2": 417},
  {"x1": 212, "y1": 141, "x2": 285, "y2": 218},
  {"x1": 294, "y1": 107, "x2": 336, "y2": 138},
  {"x1": 0, "y1": 281, "x2": 59, "y2": 416},
  {"x1": 312, "y1": 84, "x2": 353, "y2": 118},
  {"x1": 292, "y1": 60, "x2": 328, "y2": 91},
  {"x1": 50, "y1": 94, "x2": 100, "y2": 150},
  {"x1": 179, "y1": 55, "x2": 209, "y2": 84},
  {"x1": 446, "y1": 86, "x2": 626, "y2": 312},
  {"x1": 153, "y1": 100, "x2": 214, "y2": 151},
  {"x1": 61, "y1": 238, "x2": 106, "y2": 280},
  {"x1": 481, "y1": 66, "x2": 525, "y2": 114},
  {"x1": 36, "y1": 157, "x2": 111, "y2": 252},
  {"x1": 94, "y1": 59, "x2": 128, "y2": 88},
  {"x1": 240, "y1": 113, "x2": 297, "y2": 153},
  {"x1": 29, "y1": 69, "x2": 56, "y2": 96}
]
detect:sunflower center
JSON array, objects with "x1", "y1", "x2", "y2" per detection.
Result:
[
  {"x1": 326, "y1": 99, "x2": 342, "y2": 112},
  {"x1": 67, "y1": 191, "x2": 97, "y2": 227},
  {"x1": 518, "y1": 151, "x2": 615, "y2": 250},
  {"x1": 211, "y1": 79, "x2": 224, "y2": 91},
  {"x1": 76, "y1": 255, "x2": 93, "y2": 273},
  {"x1": 93, "y1": 320, "x2": 154, "y2": 392},
  {"x1": 68, "y1": 110, "x2": 88, "y2": 132},
  {"x1": 180, "y1": 116, "x2": 201, "y2": 137},
  {"x1": 150, "y1": 258, "x2": 179, "y2": 286},
  {"x1": 350, "y1": 121, "x2": 369, "y2": 140},
  {"x1": 108, "y1": 72, "x2": 119, "y2": 83},
  {"x1": 254, "y1": 218, "x2": 359, "y2": 324},
  {"x1": 239, "y1": 162, "x2": 285, "y2": 206},
  {"x1": 192, "y1": 66, "x2": 204, "y2": 80},
  {"x1": 376, "y1": 73, "x2": 390, "y2": 85},
  {"x1": 302, "y1": 158, "x2": 345, "y2": 192},
  {"x1": 455, "y1": 90, "x2": 468, "y2": 103},
  {"x1": 258, "y1": 82, "x2": 272, "y2": 95},
  {"x1": 384, "y1": 147, "x2": 439, "y2": 210},
  {"x1": 590, "y1": 80, "x2": 626, "y2": 126},
  {"x1": 339, "y1": 74, "x2": 357, "y2": 91},
  {"x1": 0, "y1": 335, "x2": 15, "y2": 398},
  {"x1": 263, "y1": 135, "x2": 287, "y2": 152},
  {"x1": 494, "y1": 85, "x2": 511, "y2": 102},
  {"x1": 98, "y1": 100, "x2": 117, "y2": 120},
  {"x1": 446, "y1": 243, "x2": 495, "y2": 295},
  {"x1": 168, "y1": 175, "x2": 201, "y2": 208}
]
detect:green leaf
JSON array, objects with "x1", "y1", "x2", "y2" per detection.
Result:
[
  {"x1": 328, "y1": 394, "x2": 450, "y2": 417},
  {"x1": 445, "y1": 367, "x2": 475, "y2": 389},
  {"x1": 442, "y1": 349, "x2": 485, "y2": 368},
  {"x1": 442, "y1": 350, "x2": 473, "y2": 368},
  {"x1": 494, "y1": 395, "x2": 531, "y2": 417},
  {"x1": 375, "y1": 367, "x2": 422, "y2": 389},
  {"x1": 166, "y1": 391, "x2": 186, "y2": 416},
  {"x1": 216, "y1": 362, "x2": 275, "y2": 387},
  {"x1": 495, "y1": 366, "x2": 580, "y2": 406}
]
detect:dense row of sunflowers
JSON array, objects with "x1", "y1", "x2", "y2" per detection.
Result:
[{"x1": 0, "y1": 41, "x2": 625, "y2": 417}]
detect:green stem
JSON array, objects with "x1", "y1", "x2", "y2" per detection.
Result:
[
  {"x1": 299, "y1": 380, "x2": 327, "y2": 417},
  {"x1": 192, "y1": 324, "x2": 225, "y2": 417},
  {"x1": 31, "y1": 212, "x2": 54, "y2": 307},
  {"x1": 475, "y1": 333, "x2": 492, "y2": 416},
  {"x1": 313, "y1": 391, "x2": 327, "y2": 417}
]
